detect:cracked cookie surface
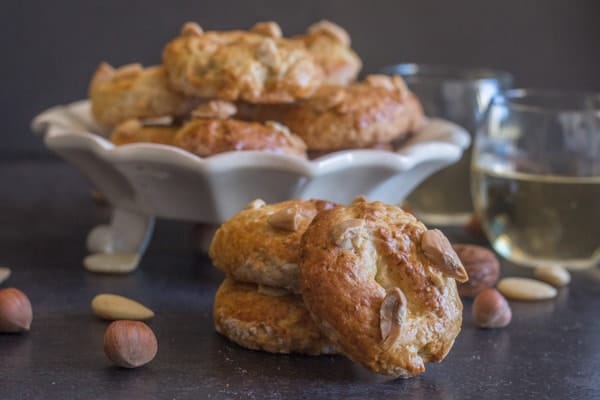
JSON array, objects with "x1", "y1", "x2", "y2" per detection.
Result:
[
  {"x1": 162, "y1": 22, "x2": 324, "y2": 103},
  {"x1": 299, "y1": 197, "x2": 465, "y2": 377}
]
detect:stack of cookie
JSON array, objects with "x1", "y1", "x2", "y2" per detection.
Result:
[
  {"x1": 209, "y1": 197, "x2": 468, "y2": 378},
  {"x1": 88, "y1": 20, "x2": 425, "y2": 158}
]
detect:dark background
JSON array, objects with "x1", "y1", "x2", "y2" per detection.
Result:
[{"x1": 3, "y1": 0, "x2": 600, "y2": 159}]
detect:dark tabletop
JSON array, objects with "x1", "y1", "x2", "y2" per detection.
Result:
[{"x1": 1, "y1": 160, "x2": 600, "y2": 400}]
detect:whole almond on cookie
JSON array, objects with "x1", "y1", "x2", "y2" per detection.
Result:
[
  {"x1": 421, "y1": 229, "x2": 468, "y2": 282},
  {"x1": 452, "y1": 244, "x2": 500, "y2": 298}
]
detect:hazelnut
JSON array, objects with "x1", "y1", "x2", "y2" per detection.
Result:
[
  {"x1": 0, "y1": 288, "x2": 33, "y2": 333},
  {"x1": 472, "y1": 288, "x2": 511, "y2": 328},
  {"x1": 104, "y1": 320, "x2": 158, "y2": 368},
  {"x1": 453, "y1": 244, "x2": 500, "y2": 298}
]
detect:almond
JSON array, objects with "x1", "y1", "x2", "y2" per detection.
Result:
[
  {"x1": 497, "y1": 277, "x2": 557, "y2": 301},
  {"x1": 0, "y1": 267, "x2": 11, "y2": 285},
  {"x1": 534, "y1": 265, "x2": 570, "y2": 287},
  {"x1": 421, "y1": 229, "x2": 468, "y2": 282},
  {"x1": 91, "y1": 294, "x2": 154, "y2": 321},
  {"x1": 380, "y1": 287, "x2": 407, "y2": 348},
  {"x1": 84, "y1": 253, "x2": 140, "y2": 274}
]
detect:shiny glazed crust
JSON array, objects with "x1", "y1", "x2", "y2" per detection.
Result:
[
  {"x1": 299, "y1": 197, "x2": 463, "y2": 377},
  {"x1": 213, "y1": 279, "x2": 337, "y2": 355},
  {"x1": 209, "y1": 199, "x2": 337, "y2": 292},
  {"x1": 173, "y1": 118, "x2": 307, "y2": 158},
  {"x1": 294, "y1": 20, "x2": 362, "y2": 85},
  {"x1": 162, "y1": 22, "x2": 324, "y2": 103},
  {"x1": 89, "y1": 63, "x2": 195, "y2": 126}
]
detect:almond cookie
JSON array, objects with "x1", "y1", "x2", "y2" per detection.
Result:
[
  {"x1": 89, "y1": 63, "x2": 196, "y2": 127},
  {"x1": 236, "y1": 75, "x2": 425, "y2": 150},
  {"x1": 213, "y1": 279, "x2": 336, "y2": 355},
  {"x1": 162, "y1": 22, "x2": 324, "y2": 103},
  {"x1": 172, "y1": 101, "x2": 307, "y2": 158},
  {"x1": 294, "y1": 20, "x2": 361, "y2": 85},
  {"x1": 284, "y1": 75, "x2": 425, "y2": 150},
  {"x1": 209, "y1": 199, "x2": 337, "y2": 292},
  {"x1": 110, "y1": 119, "x2": 178, "y2": 146},
  {"x1": 300, "y1": 197, "x2": 466, "y2": 377}
]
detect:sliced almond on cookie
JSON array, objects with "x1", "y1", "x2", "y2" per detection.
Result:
[
  {"x1": 191, "y1": 100, "x2": 237, "y2": 120},
  {"x1": 251, "y1": 21, "x2": 282, "y2": 38},
  {"x1": 307, "y1": 20, "x2": 350, "y2": 46},
  {"x1": 331, "y1": 218, "x2": 366, "y2": 249},
  {"x1": 380, "y1": 287, "x2": 407, "y2": 348},
  {"x1": 267, "y1": 207, "x2": 303, "y2": 232},
  {"x1": 181, "y1": 22, "x2": 204, "y2": 36},
  {"x1": 245, "y1": 199, "x2": 266, "y2": 210}
]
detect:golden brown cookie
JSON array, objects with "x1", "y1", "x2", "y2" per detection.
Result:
[
  {"x1": 89, "y1": 63, "x2": 196, "y2": 127},
  {"x1": 281, "y1": 75, "x2": 425, "y2": 150},
  {"x1": 109, "y1": 119, "x2": 178, "y2": 146},
  {"x1": 300, "y1": 197, "x2": 466, "y2": 377},
  {"x1": 162, "y1": 22, "x2": 324, "y2": 103},
  {"x1": 235, "y1": 75, "x2": 425, "y2": 151},
  {"x1": 295, "y1": 20, "x2": 361, "y2": 85},
  {"x1": 173, "y1": 101, "x2": 307, "y2": 158},
  {"x1": 209, "y1": 199, "x2": 337, "y2": 292},
  {"x1": 213, "y1": 279, "x2": 336, "y2": 355}
]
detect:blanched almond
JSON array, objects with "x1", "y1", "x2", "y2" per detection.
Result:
[
  {"x1": 91, "y1": 294, "x2": 154, "y2": 321},
  {"x1": 534, "y1": 265, "x2": 570, "y2": 287},
  {"x1": 497, "y1": 277, "x2": 557, "y2": 301},
  {"x1": 84, "y1": 253, "x2": 140, "y2": 274},
  {"x1": 0, "y1": 267, "x2": 11, "y2": 285}
]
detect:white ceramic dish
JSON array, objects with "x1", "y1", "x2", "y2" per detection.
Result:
[{"x1": 32, "y1": 100, "x2": 469, "y2": 255}]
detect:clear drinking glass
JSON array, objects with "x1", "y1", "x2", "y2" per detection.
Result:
[
  {"x1": 382, "y1": 64, "x2": 513, "y2": 225},
  {"x1": 472, "y1": 89, "x2": 600, "y2": 269}
]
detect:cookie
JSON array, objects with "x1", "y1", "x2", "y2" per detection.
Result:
[
  {"x1": 284, "y1": 75, "x2": 425, "y2": 150},
  {"x1": 89, "y1": 63, "x2": 196, "y2": 127},
  {"x1": 209, "y1": 199, "x2": 337, "y2": 292},
  {"x1": 213, "y1": 279, "x2": 336, "y2": 355},
  {"x1": 295, "y1": 20, "x2": 361, "y2": 85},
  {"x1": 235, "y1": 75, "x2": 425, "y2": 150},
  {"x1": 173, "y1": 101, "x2": 307, "y2": 158},
  {"x1": 162, "y1": 22, "x2": 324, "y2": 103},
  {"x1": 299, "y1": 197, "x2": 466, "y2": 377},
  {"x1": 109, "y1": 119, "x2": 178, "y2": 146}
]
